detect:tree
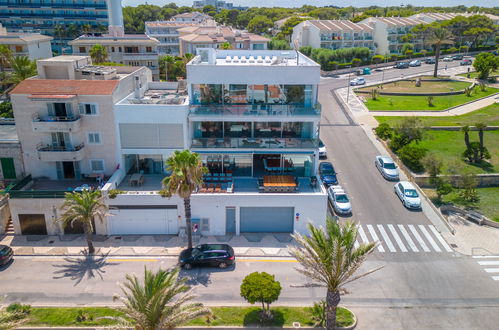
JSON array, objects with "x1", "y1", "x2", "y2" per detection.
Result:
[
  {"x1": 2, "y1": 56, "x2": 37, "y2": 97},
  {"x1": 0, "y1": 45, "x2": 12, "y2": 72},
  {"x1": 435, "y1": 177, "x2": 453, "y2": 202},
  {"x1": 375, "y1": 123, "x2": 393, "y2": 140},
  {"x1": 247, "y1": 15, "x2": 273, "y2": 34},
  {"x1": 59, "y1": 190, "x2": 107, "y2": 254},
  {"x1": 220, "y1": 42, "x2": 232, "y2": 50},
  {"x1": 473, "y1": 52, "x2": 499, "y2": 80},
  {"x1": 428, "y1": 28, "x2": 454, "y2": 77},
  {"x1": 422, "y1": 153, "x2": 443, "y2": 183},
  {"x1": 53, "y1": 24, "x2": 65, "y2": 55},
  {"x1": 289, "y1": 219, "x2": 379, "y2": 330},
  {"x1": 372, "y1": 54, "x2": 384, "y2": 67},
  {"x1": 394, "y1": 117, "x2": 424, "y2": 145},
  {"x1": 461, "y1": 125, "x2": 471, "y2": 150},
  {"x1": 401, "y1": 43, "x2": 414, "y2": 56},
  {"x1": 398, "y1": 145, "x2": 427, "y2": 173},
  {"x1": 268, "y1": 39, "x2": 291, "y2": 50},
  {"x1": 458, "y1": 173, "x2": 479, "y2": 203},
  {"x1": 159, "y1": 55, "x2": 175, "y2": 81},
  {"x1": 89, "y1": 44, "x2": 108, "y2": 64},
  {"x1": 160, "y1": 150, "x2": 206, "y2": 249},
  {"x1": 240, "y1": 272, "x2": 281, "y2": 319},
  {"x1": 475, "y1": 122, "x2": 487, "y2": 159},
  {"x1": 114, "y1": 267, "x2": 210, "y2": 329}
]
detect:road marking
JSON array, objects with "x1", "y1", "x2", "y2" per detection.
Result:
[
  {"x1": 493, "y1": 276, "x2": 499, "y2": 281},
  {"x1": 429, "y1": 225, "x2": 453, "y2": 252},
  {"x1": 397, "y1": 224, "x2": 419, "y2": 252},
  {"x1": 238, "y1": 259, "x2": 297, "y2": 263},
  {"x1": 377, "y1": 224, "x2": 396, "y2": 252},
  {"x1": 418, "y1": 225, "x2": 441, "y2": 252},
  {"x1": 478, "y1": 261, "x2": 499, "y2": 266},
  {"x1": 484, "y1": 268, "x2": 499, "y2": 273},
  {"x1": 472, "y1": 256, "x2": 499, "y2": 259},
  {"x1": 366, "y1": 224, "x2": 384, "y2": 252},
  {"x1": 357, "y1": 225, "x2": 370, "y2": 244},
  {"x1": 107, "y1": 259, "x2": 159, "y2": 262},
  {"x1": 388, "y1": 224, "x2": 407, "y2": 252},
  {"x1": 408, "y1": 225, "x2": 430, "y2": 252}
]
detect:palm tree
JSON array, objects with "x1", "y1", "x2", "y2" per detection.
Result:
[
  {"x1": 1, "y1": 56, "x2": 37, "y2": 97},
  {"x1": 59, "y1": 190, "x2": 108, "y2": 254},
  {"x1": 160, "y1": 150, "x2": 206, "y2": 249},
  {"x1": 0, "y1": 45, "x2": 12, "y2": 72},
  {"x1": 89, "y1": 44, "x2": 108, "y2": 64},
  {"x1": 475, "y1": 122, "x2": 487, "y2": 159},
  {"x1": 53, "y1": 24, "x2": 65, "y2": 54},
  {"x1": 159, "y1": 55, "x2": 175, "y2": 81},
  {"x1": 289, "y1": 218, "x2": 380, "y2": 330},
  {"x1": 114, "y1": 267, "x2": 210, "y2": 330},
  {"x1": 428, "y1": 28, "x2": 454, "y2": 77},
  {"x1": 82, "y1": 23, "x2": 92, "y2": 35},
  {"x1": 461, "y1": 125, "x2": 471, "y2": 150}
]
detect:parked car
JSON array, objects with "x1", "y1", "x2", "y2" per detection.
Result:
[
  {"x1": 424, "y1": 57, "x2": 436, "y2": 64},
  {"x1": 319, "y1": 162, "x2": 338, "y2": 186},
  {"x1": 318, "y1": 139, "x2": 327, "y2": 158},
  {"x1": 327, "y1": 185, "x2": 352, "y2": 215},
  {"x1": 375, "y1": 156, "x2": 400, "y2": 181},
  {"x1": 452, "y1": 54, "x2": 464, "y2": 60},
  {"x1": 442, "y1": 56, "x2": 453, "y2": 62},
  {"x1": 409, "y1": 60, "x2": 421, "y2": 67},
  {"x1": 460, "y1": 59, "x2": 472, "y2": 66},
  {"x1": 394, "y1": 62, "x2": 409, "y2": 69},
  {"x1": 0, "y1": 245, "x2": 13, "y2": 266},
  {"x1": 179, "y1": 244, "x2": 235, "y2": 269},
  {"x1": 350, "y1": 77, "x2": 366, "y2": 86},
  {"x1": 394, "y1": 181, "x2": 421, "y2": 210}
]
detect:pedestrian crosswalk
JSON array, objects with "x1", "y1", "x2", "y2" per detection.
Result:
[
  {"x1": 355, "y1": 224, "x2": 453, "y2": 253},
  {"x1": 473, "y1": 256, "x2": 499, "y2": 281}
]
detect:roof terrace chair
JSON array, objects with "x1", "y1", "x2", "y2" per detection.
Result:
[
  {"x1": 257, "y1": 56, "x2": 263, "y2": 63},
  {"x1": 249, "y1": 56, "x2": 255, "y2": 63},
  {"x1": 232, "y1": 56, "x2": 240, "y2": 63},
  {"x1": 264, "y1": 56, "x2": 271, "y2": 63},
  {"x1": 225, "y1": 56, "x2": 232, "y2": 63},
  {"x1": 240, "y1": 56, "x2": 247, "y2": 63}
]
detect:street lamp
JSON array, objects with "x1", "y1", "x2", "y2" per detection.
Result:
[{"x1": 346, "y1": 71, "x2": 352, "y2": 103}]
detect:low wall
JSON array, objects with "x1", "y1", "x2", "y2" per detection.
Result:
[
  {"x1": 102, "y1": 169, "x2": 126, "y2": 193},
  {"x1": 440, "y1": 204, "x2": 499, "y2": 228},
  {"x1": 414, "y1": 174, "x2": 499, "y2": 188},
  {"x1": 428, "y1": 126, "x2": 499, "y2": 131}
]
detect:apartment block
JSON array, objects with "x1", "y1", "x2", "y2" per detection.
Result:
[
  {"x1": 292, "y1": 20, "x2": 374, "y2": 51},
  {"x1": 8, "y1": 49, "x2": 327, "y2": 237},
  {"x1": 0, "y1": 23, "x2": 52, "y2": 61}
]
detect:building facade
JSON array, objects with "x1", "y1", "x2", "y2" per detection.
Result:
[
  {"x1": 0, "y1": 124, "x2": 24, "y2": 181},
  {"x1": 0, "y1": 23, "x2": 52, "y2": 61},
  {"x1": 0, "y1": 0, "x2": 108, "y2": 54}
]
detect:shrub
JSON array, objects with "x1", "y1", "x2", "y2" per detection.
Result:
[
  {"x1": 464, "y1": 87, "x2": 472, "y2": 97},
  {"x1": 329, "y1": 61, "x2": 339, "y2": 70},
  {"x1": 426, "y1": 95, "x2": 434, "y2": 107},
  {"x1": 75, "y1": 309, "x2": 94, "y2": 322},
  {"x1": 351, "y1": 58, "x2": 361, "y2": 67},
  {"x1": 370, "y1": 88, "x2": 379, "y2": 100},
  {"x1": 458, "y1": 174, "x2": 479, "y2": 203},
  {"x1": 462, "y1": 141, "x2": 490, "y2": 163},
  {"x1": 435, "y1": 177, "x2": 453, "y2": 202},
  {"x1": 311, "y1": 300, "x2": 326, "y2": 327},
  {"x1": 240, "y1": 272, "x2": 282, "y2": 319},
  {"x1": 422, "y1": 153, "x2": 442, "y2": 183},
  {"x1": 108, "y1": 189, "x2": 124, "y2": 199},
  {"x1": 397, "y1": 145, "x2": 427, "y2": 172},
  {"x1": 479, "y1": 82, "x2": 487, "y2": 92},
  {"x1": 375, "y1": 123, "x2": 393, "y2": 140},
  {"x1": 389, "y1": 133, "x2": 410, "y2": 152},
  {"x1": 6, "y1": 303, "x2": 31, "y2": 315}
]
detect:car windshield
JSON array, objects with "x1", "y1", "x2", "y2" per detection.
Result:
[
  {"x1": 322, "y1": 168, "x2": 335, "y2": 175},
  {"x1": 383, "y1": 162, "x2": 396, "y2": 169},
  {"x1": 405, "y1": 189, "x2": 419, "y2": 198},
  {"x1": 336, "y1": 194, "x2": 349, "y2": 203},
  {"x1": 191, "y1": 248, "x2": 202, "y2": 257}
]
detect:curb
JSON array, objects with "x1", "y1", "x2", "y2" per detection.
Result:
[{"x1": 11, "y1": 253, "x2": 293, "y2": 258}]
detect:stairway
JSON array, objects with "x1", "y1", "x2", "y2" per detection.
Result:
[{"x1": 4, "y1": 217, "x2": 14, "y2": 235}]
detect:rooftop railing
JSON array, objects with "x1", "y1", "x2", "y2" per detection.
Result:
[
  {"x1": 191, "y1": 137, "x2": 318, "y2": 149},
  {"x1": 189, "y1": 103, "x2": 321, "y2": 117}
]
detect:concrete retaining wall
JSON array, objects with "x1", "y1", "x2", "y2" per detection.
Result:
[
  {"x1": 440, "y1": 204, "x2": 499, "y2": 228},
  {"x1": 414, "y1": 174, "x2": 499, "y2": 188}
]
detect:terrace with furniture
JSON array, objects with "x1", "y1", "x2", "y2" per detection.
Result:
[{"x1": 7, "y1": 175, "x2": 104, "y2": 198}]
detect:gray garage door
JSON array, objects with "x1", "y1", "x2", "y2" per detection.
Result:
[{"x1": 240, "y1": 207, "x2": 294, "y2": 233}]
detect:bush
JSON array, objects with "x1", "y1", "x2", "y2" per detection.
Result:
[
  {"x1": 311, "y1": 300, "x2": 326, "y2": 327},
  {"x1": 240, "y1": 272, "x2": 281, "y2": 319},
  {"x1": 398, "y1": 145, "x2": 427, "y2": 172},
  {"x1": 75, "y1": 309, "x2": 94, "y2": 322},
  {"x1": 426, "y1": 95, "x2": 435, "y2": 107},
  {"x1": 375, "y1": 123, "x2": 393, "y2": 140},
  {"x1": 6, "y1": 303, "x2": 31, "y2": 319},
  {"x1": 422, "y1": 153, "x2": 442, "y2": 183},
  {"x1": 107, "y1": 189, "x2": 124, "y2": 199},
  {"x1": 435, "y1": 177, "x2": 453, "y2": 201},
  {"x1": 458, "y1": 174, "x2": 479, "y2": 203}
]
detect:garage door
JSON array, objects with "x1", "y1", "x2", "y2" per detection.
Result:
[
  {"x1": 18, "y1": 214, "x2": 47, "y2": 235},
  {"x1": 109, "y1": 208, "x2": 178, "y2": 235},
  {"x1": 240, "y1": 207, "x2": 294, "y2": 233}
]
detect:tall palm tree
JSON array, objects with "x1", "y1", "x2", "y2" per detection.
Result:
[
  {"x1": 428, "y1": 28, "x2": 454, "y2": 77},
  {"x1": 114, "y1": 267, "x2": 210, "y2": 330},
  {"x1": 59, "y1": 190, "x2": 108, "y2": 254},
  {"x1": 82, "y1": 23, "x2": 92, "y2": 35},
  {"x1": 289, "y1": 218, "x2": 380, "y2": 330},
  {"x1": 53, "y1": 24, "x2": 65, "y2": 54},
  {"x1": 160, "y1": 150, "x2": 206, "y2": 249},
  {"x1": 1, "y1": 56, "x2": 37, "y2": 98},
  {"x1": 475, "y1": 122, "x2": 487, "y2": 159},
  {"x1": 461, "y1": 125, "x2": 471, "y2": 150},
  {"x1": 0, "y1": 45, "x2": 12, "y2": 72},
  {"x1": 159, "y1": 55, "x2": 175, "y2": 81},
  {"x1": 89, "y1": 44, "x2": 108, "y2": 64}
]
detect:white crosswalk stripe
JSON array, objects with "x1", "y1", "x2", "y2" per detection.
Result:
[
  {"x1": 429, "y1": 225, "x2": 453, "y2": 252},
  {"x1": 388, "y1": 224, "x2": 408, "y2": 252},
  {"x1": 484, "y1": 268, "x2": 499, "y2": 273},
  {"x1": 492, "y1": 276, "x2": 499, "y2": 281},
  {"x1": 357, "y1": 225, "x2": 370, "y2": 244},
  {"x1": 377, "y1": 225, "x2": 396, "y2": 252},
  {"x1": 418, "y1": 225, "x2": 441, "y2": 252},
  {"x1": 474, "y1": 257, "x2": 499, "y2": 281},
  {"x1": 366, "y1": 224, "x2": 385, "y2": 252},
  {"x1": 408, "y1": 225, "x2": 431, "y2": 252},
  {"x1": 397, "y1": 224, "x2": 419, "y2": 252},
  {"x1": 354, "y1": 240, "x2": 360, "y2": 249},
  {"x1": 478, "y1": 261, "x2": 499, "y2": 266}
]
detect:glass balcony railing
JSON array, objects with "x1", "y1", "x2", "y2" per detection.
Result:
[
  {"x1": 190, "y1": 103, "x2": 321, "y2": 117},
  {"x1": 191, "y1": 137, "x2": 318, "y2": 149}
]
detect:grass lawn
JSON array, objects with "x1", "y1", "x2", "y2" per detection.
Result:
[
  {"x1": 375, "y1": 103, "x2": 499, "y2": 127},
  {"x1": 424, "y1": 187, "x2": 499, "y2": 222},
  {"x1": 23, "y1": 306, "x2": 354, "y2": 328},
  {"x1": 356, "y1": 79, "x2": 471, "y2": 93},
  {"x1": 410, "y1": 130, "x2": 499, "y2": 174},
  {"x1": 458, "y1": 70, "x2": 499, "y2": 79},
  {"x1": 362, "y1": 86, "x2": 499, "y2": 111}
]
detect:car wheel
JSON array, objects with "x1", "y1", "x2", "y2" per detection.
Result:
[
  {"x1": 218, "y1": 262, "x2": 228, "y2": 269},
  {"x1": 183, "y1": 263, "x2": 193, "y2": 270}
]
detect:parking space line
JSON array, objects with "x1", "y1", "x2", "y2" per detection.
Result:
[
  {"x1": 377, "y1": 225, "x2": 396, "y2": 252},
  {"x1": 388, "y1": 224, "x2": 407, "y2": 252},
  {"x1": 398, "y1": 225, "x2": 419, "y2": 252},
  {"x1": 408, "y1": 225, "x2": 430, "y2": 252},
  {"x1": 429, "y1": 225, "x2": 453, "y2": 252},
  {"x1": 366, "y1": 224, "x2": 385, "y2": 252},
  {"x1": 419, "y1": 225, "x2": 441, "y2": 252}
]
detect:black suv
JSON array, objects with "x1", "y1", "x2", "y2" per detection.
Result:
[
  {"x1": 179, "y1": 244, "x2": 235, "y2": 269},
  {"x1": 394, "y1": 62, "x2": 409, "y2": 69},
  {"x1": 0, "y1": 245, "x2": 13, "y2": 266}
]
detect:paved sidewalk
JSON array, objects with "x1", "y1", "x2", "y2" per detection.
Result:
[{"x1": 0, "y1": 233, "x2": 294, "y2": 257}]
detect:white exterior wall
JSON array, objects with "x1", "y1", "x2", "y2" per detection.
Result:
[
  {"x1": 292, "y1": 22, "x2": 321, "y2": 49},
  {"x1": 371, "y1": 21, "x2": 389, "y2": 55},
  {"x1": 25, "y1": 40, "x2": 53, "y2": 60}
]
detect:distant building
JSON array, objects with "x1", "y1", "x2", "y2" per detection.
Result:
[
  {"x1": 272, "y1": 16, "x2": 312, "y2": 36},
  {"x1": 0, "y1": 23, "x2": 52, "y2": 62},
  {"x1": 178, "y1": 26, "x2": 270, "y2": 55},
  {"x1": 193, "y1": 0, "x2": 231, "y2": 10},
  {"x1": 409, "y1": 12, "x2": 499, "y2": 25},
  {"x1": 146, "y1": 12, "x2": 217, "y2": 55},
  {"x1": 0, "y1": 0, "x2": 108, "y2": 54}
]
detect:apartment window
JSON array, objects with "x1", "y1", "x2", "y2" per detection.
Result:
[
  {"x1": 79, "y1": 46, "x2": 85, "y2": 53},
  {"x1": 78, "y1": 103, "x2": 98, "y2": 115},
  {"x1": 118, "y1": 46, "x2": 122, "y2": 52},
  {"x1": 90, "y1": 159, "x2": 105, "y2": 172},
  {"x1": 87, "y1": 132, "x2": 101, "y2": 144},
  {"x1": 15, "y1": 45, "x2": 23, "y2": 52},
  {"x1": 146, "y1": 46, "x2": 152, "y2": 52},
  {"x1": 111, "y1": 46, "x2": 115, "y2": 52}
]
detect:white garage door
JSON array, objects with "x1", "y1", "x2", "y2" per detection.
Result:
[{"x1": 109, "y1": 208, "x2": 178, "y2": 235}]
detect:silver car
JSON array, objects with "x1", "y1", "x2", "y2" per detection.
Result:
[
  {"x1": 327, "y1": 185, "x2": 352, "y2": 215},
  {"x1": 394, "y1": 181, "x2": 421, "y2": 210},
  {"x1": 375, "y1": 156, "x2": 399, "y2": 181}
]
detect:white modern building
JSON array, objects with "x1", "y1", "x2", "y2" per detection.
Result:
[
  {"x1": 292, "y1": 20, "x2": 374, "y2": 51},
  {"x1": 0, "y1": 23, "x2": 52, "y2": 61},
  {"x1": 8, "y1": 49, "x2": 327, "y2": 237}
]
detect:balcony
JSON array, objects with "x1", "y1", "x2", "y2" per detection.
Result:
[
  {"x1": 122, "y1": 52, "x2": 159, "y2": 61},
  {"x1": 189, "y1": 103, "x2": 321, "y2": 117},
  {"x1": 191, "y1": 137, "x2": 318, "y2": 149},
  {"x1": 32, "y1": 115, "x2": 81, "y2": 133},
  {"x1": 37, "y1": 143, "x2": 86, "y2": 162}
]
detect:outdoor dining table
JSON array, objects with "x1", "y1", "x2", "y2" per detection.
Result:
[
  {"x1": 129, "y1": 173, "x2": 144, "y2": 186},
  {"x1": 263, "y1": 175, "x2": 296, "y2": 187}
]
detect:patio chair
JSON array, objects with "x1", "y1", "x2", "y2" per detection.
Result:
[{"x1": 227, "y1": 182, "x2": 233, "y2": 193}]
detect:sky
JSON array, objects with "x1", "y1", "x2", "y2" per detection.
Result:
[{"x1": 122, "y1": 0, "x2": 496, "y2": 8}]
